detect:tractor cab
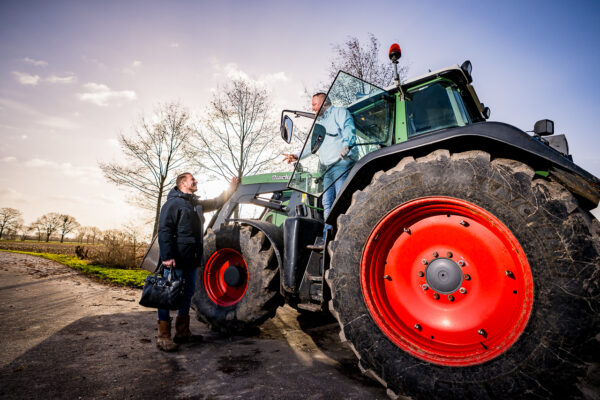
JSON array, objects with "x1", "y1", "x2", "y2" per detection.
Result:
[{"x1": 280, "y1": 59, "x2": 488, "y2": 198}]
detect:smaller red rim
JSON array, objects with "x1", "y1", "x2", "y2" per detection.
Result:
[
  {"x1": 360, "y1": 197, "x2": 534, "y2": 366},
  {"x1": 204, "y1": 248, "x2": 249, "y2": 307}
]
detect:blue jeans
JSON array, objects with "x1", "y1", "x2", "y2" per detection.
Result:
[
  {"x1": 157, "y1": 267, "x2": 197, "y2": 321},
  {"x1": 322, "y1": 160, "x2": 353, "y2": 236}
]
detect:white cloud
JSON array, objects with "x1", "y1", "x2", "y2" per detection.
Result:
[
  {"x1": 0, "y1": 188, "x2": 30, "y2": 205},
  {"x1": 107, "y1": 138, "x2": 120, "y2": 147},
  {"x1": 23, "y1": 158, "x2": 102, "y2": 181},
  {"x1": 216, "y1": 62, "x2": 289, "y2": 88},
  {"x1": 12, "y1": 71, "x2": 41, "y2": 86},
  {"x1": 0, "y1": 97, "x2": 79, "y2": 133},
  {"x1": 0, "y1": 97, "x2": 38, "y2": 114},
  {"x1": 21, "y1": 135, "x2": 27, "y2": 140},
  {"x1": 23, "y1": 57, "x2": 48, "y2": 67},
  {"x1": 223, "y1": 63, "x2": 251, "y2": 81},
  {"x1": 37, "y1": 116, "x2": 78, "y2": 130},
  {"x1": 170, "y1": 42, "x2": 180, "y2": 48},
  {"x1": 24, "y1": 158, "x2": 54, "y2": 168},
  {"x1": 77, "y1": 82, "x2": 137, "y2": 106},
  {"x1": 122, "y1": 60, "x2": 142, "y2": 75},
  {"x1": 81, "y1": 55, "x2": 106, "y2": 70},
  {"x1": 46, "y1": 74, "x2": 77, "y2": 84},
  {"x1": 0, "y1": 156, "x2": 17, "y2": 163}
]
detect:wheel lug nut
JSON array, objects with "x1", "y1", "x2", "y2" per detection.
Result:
[
  {"x1": 459, "y1": 287, "x2": 467, "y2": 294},
  {"x1": 448, "y1": 295, "x2": 455, "y2": 302},
  {"x1": 383, "y1": 275, "x2": 392, "y2": 281},
  {"x1": 460, "y1": 220, "x2": 469, "y2": 227},
  {"x1": 458, "y1": 260, "x2": 465, "y2": 267},
  {"x1": 433, "y1": 293, "x2": 440, "y2": 300},
  {"x1": 478, "y1": 329, "x2": 487, "y2": 336},
  {"x1": 432, "y1": 251, "x2": 438, "y2": 258},
  {"x1": 421, "y1": 259, "x2": 428, "y2": 265},
  {"x1": 464, "y1": 274, "x2": 471, "y2": 281},
  {"x1": 414, "y1": 324, "x2": 421, "y2": 331},
  {"x1": 418, "y1": 271, "x2": 424, "y2": 277},
  {"x1": 447, "y1": 251, "x2": 453, "y2": 258},
  {"x1": 422, "y1": 284, "x2": 429, "y2": 291},
  {"x1": 404, "y1": 228, "x2": 411, "y2": 234},
  {"x1": 505, "y1": 270, "x2": 515, "y2": 279}
]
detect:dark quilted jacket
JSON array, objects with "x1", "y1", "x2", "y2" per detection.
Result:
[{"x1": 157, "y1": 186, "x2": 233, "y2": 269}]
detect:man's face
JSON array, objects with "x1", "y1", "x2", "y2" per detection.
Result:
[
  {"x1": 312, "y1": 95, "x2": 325, "y2": 113},
  {"x1": 181, "y1": 174, "x2": 198, "y2": 193}
]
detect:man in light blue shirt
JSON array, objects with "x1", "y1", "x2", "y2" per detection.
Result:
[{"x1": 283, "y1": 93, "x2": 357, "y2": 248}]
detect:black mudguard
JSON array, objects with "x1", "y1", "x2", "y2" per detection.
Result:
[
  {"x1": 328, "y1": 121, "x2": 600, "y2": 224},
  {"x1": 227, "y1": 219, "x2": 285, "y2": 272}
]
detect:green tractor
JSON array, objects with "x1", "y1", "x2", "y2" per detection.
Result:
[{"x1": 143, "y1": 45, "x2": 599, "y2": 398}]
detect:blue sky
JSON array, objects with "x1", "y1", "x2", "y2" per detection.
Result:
[{"x1": 1, "y1": 0, "x2": 599, "y2": 230}]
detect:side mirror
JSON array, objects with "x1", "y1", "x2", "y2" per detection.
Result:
[
  {"x1": 481, "y1": 103, "x2": 491, "y2": 119},
  {"x1": 534, "y1": 119, "x2": 554, "y2": 136},
  {"x1": 280, "y1": 115, "x2": 293, "y2": 143},
  {"x1": 311, "y1": 124, "x2": 326, "y2": 154}
]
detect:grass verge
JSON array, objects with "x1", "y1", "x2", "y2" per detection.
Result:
[{"x1": 1, "y1": 249, "x2": 150, "y2": 288}]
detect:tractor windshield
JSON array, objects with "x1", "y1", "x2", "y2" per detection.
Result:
[
  {"x1": 406, "y1": 80, "x2": 472, "y2": 137},
  {"x1": 288, "y1": 72, "x2": 395, "y2": 196}
]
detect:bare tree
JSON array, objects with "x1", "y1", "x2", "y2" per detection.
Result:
[
  {"x1": 122, "y1": 222, "x2": 147, "y2": 264},
  {"x1": 57, "y1": 214, "x2": 79, "y2": 243},
  {"x1": 89, "y1": 227, "x2": 102, "y2": 244},
  {"x1": 99, "y1": 102, "x2": 192, "y2": 237},
  {"x1": 34, "y1": 213, "x2": 62, "y2": 242},
  {"x1": 0, "y1": 208, "x2": 23, "y2": 240},
  {"x1": 75, "y1": 226, "x2": 89, "y2": 243},
  {"x1": 328, "y1": 33, "x2": 407, "y2": 88},
  {"x1": 188, "y1": 79, "x2": 279, "y2": 181},
  {"x1": 30, "y1": 221, "x2": 43, "y2": 241}
]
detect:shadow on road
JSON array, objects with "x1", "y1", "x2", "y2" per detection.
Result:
[{"x1": 2, "y1": 308, "x2": 387, "y2": 399}]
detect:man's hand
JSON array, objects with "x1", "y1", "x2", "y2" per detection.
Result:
[
  {"x1": 282, "y1": 153, "x2": 298, "y2": 164},
  {"x1": 339, "y1": 145, "x2": 350, "y2": 159},
  {"x1": 162, "y1": 259, "x2": 176, "y2": 269},
  {"x1": 229, "y1": 177, "x2": 240, "y2": 191}
]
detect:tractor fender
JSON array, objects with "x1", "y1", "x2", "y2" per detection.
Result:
[
  {"x1": 228, "y1": 219, "x2": 285, "y2": 272},
  {"x1": 328, "y1": 121, "x2": 600, "y2": 223}
]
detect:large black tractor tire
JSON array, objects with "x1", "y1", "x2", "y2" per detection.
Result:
[
  {"x1": 326, "y1": 150, "x2": 600, "y2": 399},
  {"x1": 193, "y1": 225, "x2": 283, "y2": 334}
]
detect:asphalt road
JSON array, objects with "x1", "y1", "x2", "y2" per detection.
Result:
[{"x1": 0, "y1": 252, "x2": 389, "y2": 399}]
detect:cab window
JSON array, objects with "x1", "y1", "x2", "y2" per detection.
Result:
[{"x1": 406, "y1": 81, "x2": 471, "y2": 137}]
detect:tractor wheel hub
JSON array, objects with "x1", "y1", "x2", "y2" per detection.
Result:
[
  {"x1": 224, "y1": 266, "x2": 245, "y2": 287},
  {"x1": 425, "y1": 257, "x2": 462, "y2": 294}
]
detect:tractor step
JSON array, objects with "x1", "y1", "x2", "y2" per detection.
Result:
[
  {"x1": 308, "y1": 274, "x2": 323, "y2": 282},
  {"x1": 296, "y1": 303, "x2": 322, "y2": 312}
]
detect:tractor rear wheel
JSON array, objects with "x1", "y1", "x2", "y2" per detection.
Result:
[
  {"x1": 193, "y1": 225, "x2": 282, "y2": 334},
  {"x1": 326, "y1": 150, "x2": 599, "y2": 399}
]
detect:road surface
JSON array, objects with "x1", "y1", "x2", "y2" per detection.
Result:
[{"x1": 0, "y1": 252, "x2": 389, "y2": 399}]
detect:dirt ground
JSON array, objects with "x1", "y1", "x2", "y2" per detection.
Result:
[{"x1": 0, "y1": 252, "x2": 389, "y2": 399}]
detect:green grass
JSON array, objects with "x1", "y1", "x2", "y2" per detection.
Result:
[{"x1": 1, "y1": 249, "x2": 150, "y2": 288}]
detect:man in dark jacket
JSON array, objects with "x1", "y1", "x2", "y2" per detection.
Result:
[{"x1": 156, "y1": 172, "x2": 238, "y2": 351}]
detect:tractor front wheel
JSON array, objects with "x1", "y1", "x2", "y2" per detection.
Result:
[
  {"x1": 193, "y1": 225, "x2": 282, "y2": 334},
  {"x1": 327, "y1": 150, "x2": 599, "y2": 399}
]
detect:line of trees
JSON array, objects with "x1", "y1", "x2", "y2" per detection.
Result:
[
  {"x1": 99, "y1": 34, "x2": 405, "y2": 238},
  {"x1": 0, "y1": 207, "x2": 146, "y2": 246}
]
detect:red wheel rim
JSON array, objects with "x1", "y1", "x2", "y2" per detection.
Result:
[
  {"x1": 204, "y1": 248, "x2": 249, "y2": 307},
  {"x1": 361, "y1": 197, "x2": 534, "y2": 366}
]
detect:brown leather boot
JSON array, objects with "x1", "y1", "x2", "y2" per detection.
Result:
[
  {"x1": 174, "y1": 315, "x2": 202, "y2": 344},
  {"x1": 157, "y1": 319, "x2": 178, "y2": 352}
]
